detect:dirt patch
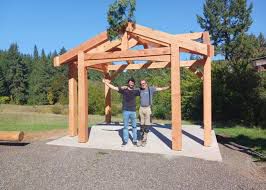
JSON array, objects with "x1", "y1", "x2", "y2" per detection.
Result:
[{"x1": 23, "y1": 129, "x2": 67, "y2": 141}]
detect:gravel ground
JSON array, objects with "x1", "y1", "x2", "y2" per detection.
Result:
[{"x1": 0, "y1": 140, "x2": 265, "y2": 190}]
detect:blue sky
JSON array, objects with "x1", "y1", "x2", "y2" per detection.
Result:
[{"x1": 0, "y1": 0, "x2": 265, "y2": 55}]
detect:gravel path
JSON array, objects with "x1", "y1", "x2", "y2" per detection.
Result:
[{"x1": 0, "y1": 140, "x2": 265, "y2": 190}]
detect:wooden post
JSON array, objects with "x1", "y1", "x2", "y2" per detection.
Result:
[
  {"x1": 203, "y1": 57, "x2": 212, "y2": 146},
  {"x1": 171, "y1": 43, "x2": 182, "y2": 151},
  {"x1": 104, "y1": 73, "x2": 112, "y2": 123},
  {"x1": 68, "y1": 63, "x2": 78, "y2": 136},
  {"x1": 78, "y1": 51, "x2": 89, "y2": 143},
  {"x1": 203, "y1": 32, "x2": 212, "y2": 146}
]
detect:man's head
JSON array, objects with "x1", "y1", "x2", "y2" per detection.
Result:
[
  {"x1": 127, "y1": 78, "x2": 136, "y2": 89},
  {"x1": 140, "y1": 80, "x2": 148, "y2": 89}
]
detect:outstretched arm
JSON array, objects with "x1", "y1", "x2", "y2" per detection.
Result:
[
  {"x1": 102, "y1": 79, "x2": 119, "y2": 91},
  {"x1": 155, "y1": 86, "x2": 170, "y2": 92}
]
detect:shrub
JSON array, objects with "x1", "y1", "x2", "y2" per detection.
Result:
[
  {"x1": 51, "y1": 105, "x2": 63, "y2": 114},
  {"x1": 0, "y1": 96, "x2": 10, "y2": 104}
]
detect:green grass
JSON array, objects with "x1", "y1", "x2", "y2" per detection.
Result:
[
  {"x1": 0, "y1": 112, "x2": 123, "y2": 132},
  {"x1": 214, "y1": 124, "x2": 266, "y2": 160},
  {"x1": 0, "y1": 104, "x2": 126, "y2": 132},
  {"x1": 0, "y1": 112, "x2": 67, "y2": 131}
]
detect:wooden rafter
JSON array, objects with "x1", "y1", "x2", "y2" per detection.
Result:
[
  {"x1": 129, "y1": 33, "x2": 168, "y2": 47},
  {"x1": 54, "y1": 32, "x2": 109, "y2": 66},
  {"x1": 85, "y1": 47, "x2": 170, "y2": 61},
  {"x1": 126, "y1": 23, "x2": 212, "y2": 56},
  {"x1": 85, "y1": 55, "x2": 170, "y2": 66},
  {"x1": 107, "y1": 59, "x2": 205, "y2": 71},
  {"x1": 84, "y1": 47, "x2": 171, "y2": 66},
  {"x1": 175, "y1": 32, "x2": 203, "y2": 40}
]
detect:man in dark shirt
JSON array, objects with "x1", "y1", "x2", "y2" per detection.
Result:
[{"x1": 102, "y1": 78, "x2": 140, "y2": 146}]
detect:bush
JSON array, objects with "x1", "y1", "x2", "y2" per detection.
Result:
[
  {"x1": 111, "y1": 104, "x2": 120, "y2": 116},
  {"x1": 51, "y1": 105, "x2": 63, "y2": 114},
  {"x1": 0, "y1": 96, "x2": 10, "y2": 104},
  {"x1": 212, "y1": 61, "x2": 266, "y2": 128},
  {"x1": 88, "y1": 80, "x2": 105, "y2": 115}
]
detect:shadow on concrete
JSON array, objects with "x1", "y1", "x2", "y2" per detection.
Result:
[
  {"x1": 182, "y1": 129, "x2": 204, "y2": 145},
  {"x1": 152, "y1": 123, "x2": 204, "y2": 146},
  {"x1": 99, "y1": 122, "x2": 207, "y2": 149},
  {"x1": 149, "y1": 127, "x2": 172, "y2": 149},
  {"x1": 0, "y1": 142, "x2": 30, "y2": 146}
]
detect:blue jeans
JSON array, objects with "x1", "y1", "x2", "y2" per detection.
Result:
[{"x1": 122, "y1": 111, "x2": 137, "y2": 143}]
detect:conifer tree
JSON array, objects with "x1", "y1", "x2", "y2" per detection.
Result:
[
  {"x1": 6, "y1": 43, "x2": 28, "y2": 104},
  {"x1": 197, "y1": 0, "x2": 253, "y2": 60}
]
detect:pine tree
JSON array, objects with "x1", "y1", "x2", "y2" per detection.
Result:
[
  {"x1": 197, "y1": 0, "x2": 253, "y2": 60},
  {"x1": 33, "y1": 45, "x2": 39, "y2": 61},
  {"x1": 6, "y1": 43, "x2": 28, "y2": 104},
  {"x1": 59, "y1": 47, "x2": 67, "y2": 55},
  {"x1": 28, "y1": 49, "x2": 50, "y2": 104},
  {"x1": 107, "y1": 0, "x2": 136, "y2": 40},
  {"x1": 257, "y1": 33, "x2": 266, "y2": 57},
  {"x1": 0, "y1": 66, "x2": 7, "y2": 96}
]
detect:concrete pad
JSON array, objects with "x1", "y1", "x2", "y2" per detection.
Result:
[{"x1": 47, "y1": 124, "x2": 222, "y2": 162}]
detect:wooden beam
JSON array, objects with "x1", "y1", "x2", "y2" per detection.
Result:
[
  {"x1": 87, "y1": 63, "x2": 106, "y2": 72},
  {"x1": 85, "y1": 55, "x2": 170, "y2": 66},
  {"x1": 189, "y1": 67, "x2": 203, "y2": 79},
  {"x1": 121, "y1": 32, "x2": 128, "y2": 50},
  {"x1": 78, "y1": 52, "x2": 89, "y2": 143},
  {"x1": 68, "y1": 63, "x2": 78, "y2": 136},
  {"x1": 85, "y1": 47, "x2": 170, "y2": 61},
  {"x1": 126, "y1": 23, "x2": 209, "y2": 56},
  {"x1": 203, "y1": 56, "x2": 212, "y2": 146},
  {"x1": 108, "y1": 62, "x2": 169, "y2": 71},
  {"x1": 0, "y1": 131, "x2": 24, "y2": 141},
  {"x1": 54, "y1": 32, "x2": 108, "y2": 66},
  {"x1": 118, "y1": 38, "x2": 138, "y2": 50},
  {"x1": 203, "y1": 31, "x2": 212, "y2": 147},
  {"x1": 129, "y1": 33, "x2": 168, "y2": 47},
  {"x1": 84, "y1": 47, "x2": 170, "y2": 66},
  {"x1": 110, "y1": 65, "x2": 127, "y2": 80},
  {"x1": 87, "y1": 39, "x2": 121, "y2": 53},
  {"x1": 171, "y1": 44, "x2": 182, "y2": 151},
  {"x1": 175, "y1": 32, "x2": 203, "y2": 40},
  {"x1": 88, "y1": 38, "x2": 138, "y2": 54},
  {"x1": 87, "y1": 67, "x2": 104, "y2": 72},
  {"x1": 107, "y1": 59, "x2": 205, "y2": 71},
  {"x1": 104, "y1": 73, "x2": 112, "y2": 123}
]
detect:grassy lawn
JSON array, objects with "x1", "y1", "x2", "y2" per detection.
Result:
[
  {"x1": 0, "y1": 112, "x2": 67, "y2": 131},
  {"x1": 0, "y1": 104, "x2": 118, "y2": 132},
  {"x1": 0, "y1": 104, "x2": 180, "y2": 132},
  {"x1": 214, "y1": 123, "x2": 266, "y2": 160}
]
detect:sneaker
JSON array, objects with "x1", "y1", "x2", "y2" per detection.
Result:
[
  {"x1": 121, "y1": 142, "x2": 127, "y2": 147},
  {"x1": 132, "y1": 141, "x2": 138, "y2": 147}
]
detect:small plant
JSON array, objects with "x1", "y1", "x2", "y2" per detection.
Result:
[{"x1": 107, "y1": 0, "x2": 136, "y2": 40}]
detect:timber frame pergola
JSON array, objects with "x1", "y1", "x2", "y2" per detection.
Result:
[{"x1": 54, "y1": 23, "x2": 214, "y2": 151}]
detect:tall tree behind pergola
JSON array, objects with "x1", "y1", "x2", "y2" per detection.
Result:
[{"x1": 54, "y1": 23, "x2": 214, "y2": 151}]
